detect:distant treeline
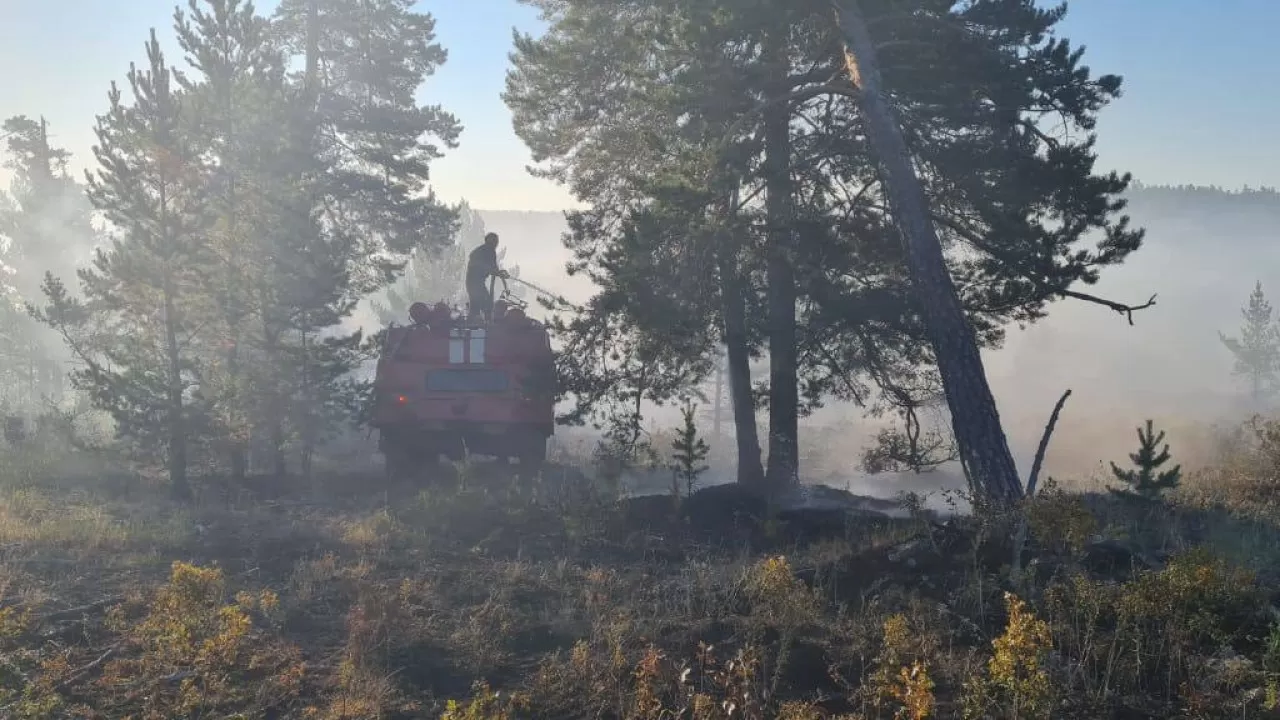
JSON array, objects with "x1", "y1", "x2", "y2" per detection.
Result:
[
  {"x1": 473, "y1": 185, "x2": 1280, "y2": 228},
  {"x1": 1128, "y1": 182, "x2": 1280, "y2": 206}
]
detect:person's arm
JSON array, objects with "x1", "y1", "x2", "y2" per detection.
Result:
[{"x1": 485, "y1": 246, "x2": 508, "y2": 278}]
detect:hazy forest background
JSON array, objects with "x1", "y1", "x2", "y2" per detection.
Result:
[
  {"x1": 5, "y1": 0, "x2": 1280, "y2": 717},
  {"x1": 0, "y1": 0, "x2": 1276, "y2": 499},
  {"x1": 3, "y1": 131, "x2": 1278, "y2": 497}
]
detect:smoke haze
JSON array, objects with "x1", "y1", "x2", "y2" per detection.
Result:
[{"x1": 375, "y1": 187, "x2": 1280, "y2": 499}]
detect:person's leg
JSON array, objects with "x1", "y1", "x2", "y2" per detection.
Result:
[{"x1": 467, "y1": 282, "x2": 492, "y2": 320}]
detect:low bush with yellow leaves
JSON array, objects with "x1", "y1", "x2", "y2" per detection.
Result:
[
  {"x1": 962, "y1": 592, "x2": 1055, "y2": 720},
  {"x1": 865, "y1": 613, "x2": 937, "y2": 720}
]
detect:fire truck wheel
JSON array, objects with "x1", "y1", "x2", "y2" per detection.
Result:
[
  {"x1": 383, "y1": 447, "x2": 410, "y2": 480},
  {"x1": 383, "y1": 439, "x2": 426, "y2": 481},
  {"x1": 518, "y1": 436, "x2": 548, "y2": 475}
]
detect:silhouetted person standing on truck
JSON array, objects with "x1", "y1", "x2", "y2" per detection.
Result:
[{"x1": 466, "y1": 232, "x2": 508, "y2": 320}]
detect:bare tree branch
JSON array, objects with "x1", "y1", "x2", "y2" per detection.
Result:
[
  {"x1": 1011, "y1": 387, "x2": 1072, "y2": 586},
  {"x1": 1026, "y1": 388, "x2": 1072, "y2": 498},
  {"x1": 866, "y1": 202, "x2": 1158, "y2": 323},
  {"x1": 1058, "y1": 289, "x2": 1157, "y2": 325}
]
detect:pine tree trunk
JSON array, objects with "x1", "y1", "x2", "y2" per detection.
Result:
[
  {"x1": 712, "y1": 351, "x2": 724, "y2": 442},
  {"x1": 762, "y1": 28, "x2": 800, "y2": 491},
  {"x1": 162, "y1": 282, "x2": 189, "y2": 500},
  {"x1": 270, "y1": 419, "x2": 287, "y2": 478},
  {"x1": 262, "y1": 325, "x2": 288, "y2": 478},
  {"x1": 718, "y1": 241, "x2": 764, "y2": 487},
  {"x1": 300, "y1": 328, "x2": 314, "y2": 482},
  {"x1": 49, "y1": 358, "x2": 62, "y2": 405},
  {"x1": 304, "y1": 0, "x2": 320, "y2": 105},
  {"x1": 227, "y1": 338, "x2": 247, "y2": 481},
  {"x1": 36, "y1": 118, "x2": 52, "y2": 188},
  {"x1": 292, "y1": 0, "x2": 319, "y2": 486},
  {"x1": 832, "y1": 0, "x2": 1022, "y2": 504},
  {"x1": 220, "y1": 65, "x2": 248, "y2": 483}
]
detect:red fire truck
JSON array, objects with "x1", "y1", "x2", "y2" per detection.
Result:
[{"x1": 370, "y1": 285, "x2": 556, "y2": 477}]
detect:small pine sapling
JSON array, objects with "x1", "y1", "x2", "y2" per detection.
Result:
[
  {"x1": 1219, "y1": 281, "x2": 1280, "y2": 402},
  {"x1": 1109, "y1": 419, "x2": 1181, "y2": 501},
  {"x1": 671, "y1": 401, "x2": 710, "y2": 497}
]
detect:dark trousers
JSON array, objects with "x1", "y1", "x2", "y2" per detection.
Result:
[{"x1": 467, "y1": 281, "x2": 493, "y2": 320}]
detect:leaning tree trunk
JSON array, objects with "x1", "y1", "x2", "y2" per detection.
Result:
[{"x1": 832, "y1": 0, "x2": 1023, "y2": 504}]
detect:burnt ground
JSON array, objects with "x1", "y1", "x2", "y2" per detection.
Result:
[{"x1": 0, "y1": 458, "x2": 1279, "y2": 718}]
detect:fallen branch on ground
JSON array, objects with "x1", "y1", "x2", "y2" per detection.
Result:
[
  {"x1": 54, "y1": 643, "x2": 121, "y2": 693},
  {"x1": 40, "y1": 596, "x2": 123, "y2": 625}
]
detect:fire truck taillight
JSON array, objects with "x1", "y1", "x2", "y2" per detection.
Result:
[{"x1": 396, "y1": 395, "x2": 408, "y2": 405}]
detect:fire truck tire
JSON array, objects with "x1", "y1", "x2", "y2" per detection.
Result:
[
  {"x1": 518, "y1": 436, "x2": 548, "y2": 474},
  {"x1": 384, "y1": 447, "x2": 412, "y2": 480}
]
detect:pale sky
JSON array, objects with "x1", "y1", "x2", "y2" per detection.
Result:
[{"x1": 1, "y1": 0, "x2": 1278, "y2": 211}]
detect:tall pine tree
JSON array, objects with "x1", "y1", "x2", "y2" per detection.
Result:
[
  {"x1": 0, "y1": 117, "x2": 96, "y2": 411},
  {"x1": 36, "y1": 31, "x2": 210, "y2": 497},
  {"x1": 173, "y1": 0, "x2": 289, "y2": 478},
  {"x1": 0, "y1": 116, "x2": 98, "y2": 301},
  {"x1": 507, "y1": 1, "x2": 773, "y2": 485},
  {"x1": 506, "y1": 0, "x2": 1148, "y2": 501},
  {"x1": 272, "y1": 0, "x2": 461, "y2": 284},
  {"x1": 265, "y1": 0, "x2": 463, "y2": 475}
]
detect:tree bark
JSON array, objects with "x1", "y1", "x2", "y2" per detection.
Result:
[
  {"x1": 227, "y1": 338, "x2": 247, "y2": 481},
  {"x1": 219, "y1": 60, "x2": 247, "y2": 483},
  {"x1": 162, "y1": 281, "x2": 189, "y2": 500},
  {"x1": 299, "y1": 327, "x2": 315, "y2": 482},
  {"x1": 717, "y1": 239, "x2": 765, "y2": 487},
  {"x1": 304, "y1": 0, "x2": 320, "y2": 106},
  {"x1": 832, "y1": 0, "x2": 1023, "y2": 504},
  {"x1": 712, "y1": 350, "x2": 724, "y2": 442},
  {"x1": 262, "y1": 323, "x2": 288, "y2": 478},
  {"x1": 270, "y1": 419, "x2": 287, "y2": 478},
  {"x1": 762, "y1": 27, "x2": 800, "y2": 491}
]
